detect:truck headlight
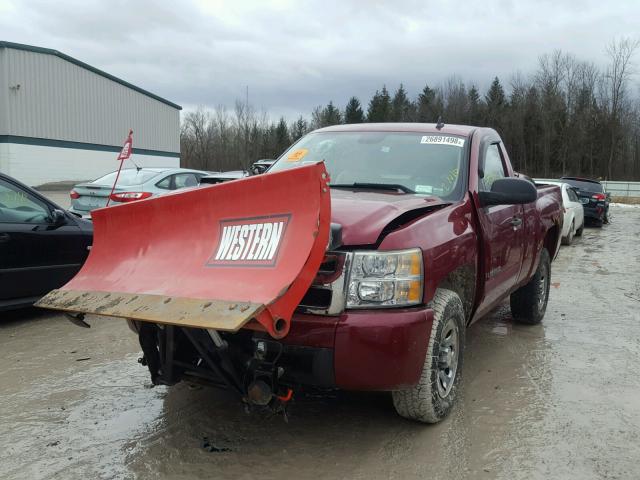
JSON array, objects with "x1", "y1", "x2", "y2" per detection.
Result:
[{"x1": 346, "y1": 249, "x2": 423, "y2": 308}]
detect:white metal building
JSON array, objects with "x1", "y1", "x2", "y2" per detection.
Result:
[{"x1": 0, "y1": 41, "x2": 181, "y2": 186}]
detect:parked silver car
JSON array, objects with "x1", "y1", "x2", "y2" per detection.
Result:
[{"x1": 69, "y1": 167, "x2": 211, "y2": 217}]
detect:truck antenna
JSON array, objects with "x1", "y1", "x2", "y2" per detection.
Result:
[{"x1": 436, "y1": 116, "x2": 445, "y2": 130}]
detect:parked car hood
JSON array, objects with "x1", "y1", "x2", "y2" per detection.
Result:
[{"x1": 330, "y1": 189, "x2": 450, "y2": 246}]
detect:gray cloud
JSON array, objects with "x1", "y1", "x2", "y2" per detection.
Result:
[{"x1": 1, "y1": 0, "x2": 638, "y2": 119}]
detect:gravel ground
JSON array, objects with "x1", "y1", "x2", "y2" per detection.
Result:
[{"x1": 1, "y1": 205, "x2": 639, "y2": 480}]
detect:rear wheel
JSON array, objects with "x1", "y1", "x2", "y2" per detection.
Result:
[
  {"x1": 510, "y1": 248, "x2": 550, "y2": 325},
  {"x1": 575, "y1": 221, "x2": 584, "y2": 237},
  {"x1": 562, "y1": 220, "x2": 575, "y2": 245},
  {"x1": 392, "y1": 289, "x2": 465, "y2": 423}
]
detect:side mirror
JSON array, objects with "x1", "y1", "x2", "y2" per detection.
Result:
[
  {"x1": 479, "y1": 178, "x2": 537, "y2": 207},
  {"x1": 50, "y1": 209, "x2": 67, "y2": 225}
]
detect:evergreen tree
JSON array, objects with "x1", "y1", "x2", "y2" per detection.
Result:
[
  {"x1": 274, "y1": 117, "x2": 290, "y2": 154},
  {"x1": 417, "y1": 84, "x2": 437, "y2": 122},
  {"x1": 467, "y1": 85, "x2": 483, "y2": 124},
  {"x1": 367, "y1": 86, "x2": 391, "y2": 122},
  {"x1": 344, "y1": 96, "x2": 365, "y2": 123},
  {"x1": 311, "y1": 101, "x2": 342, "y2": 128},
  {"x1": 391, "y1": 84, "x2": 412, "y2": 121},
  {"x1": 322, "y1": 101, "x2": 342, "y2": 126},
  {"x1": 485, "y1": 77, "x2": 507, "y2": 130},
  {"x1": 290, "y1": 116, "x2": 308, "y2": 140}
]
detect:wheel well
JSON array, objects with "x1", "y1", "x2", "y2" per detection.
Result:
[
  {"x1": 436, "y1": 265, "x2": 476, "y2": 324},
  {"x1": 544, "y1": 225, "x2": 560, "y2": 258}
]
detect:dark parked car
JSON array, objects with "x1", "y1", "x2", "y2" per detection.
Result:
[
  {"x1": 560, "y1": 177, "x2": 610, "y2": 226},
  {"x1": 0, "y1": 173, "x2": 93, "y2": 310}
]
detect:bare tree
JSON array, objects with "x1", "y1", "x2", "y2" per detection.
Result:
[{"x1": 604, "y1": 37, "x2": 639, "y2": 179}]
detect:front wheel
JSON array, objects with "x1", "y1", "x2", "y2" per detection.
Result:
[
  {"x1": 510, "y1": 248, "x2": 550, "y2": 325},
  {"x1": 392, "y1": 289, "x2": 465, "y2": 423}
]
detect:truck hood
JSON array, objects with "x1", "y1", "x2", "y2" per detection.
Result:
[{"x1": 330, "y1": 189, "x2": 449, "y2": 246}]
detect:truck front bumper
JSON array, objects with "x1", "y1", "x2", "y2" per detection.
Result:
[{"x1": 283, "y1": 307, "x2": 434, "y2": 391}]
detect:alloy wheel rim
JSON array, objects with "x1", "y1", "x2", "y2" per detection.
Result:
[
  {"x1": 436, "y1": 318, "x2": 459, "y2": 398},
  {"x1": 538, "y1": 265, "x2": 548, "y2": 311}
]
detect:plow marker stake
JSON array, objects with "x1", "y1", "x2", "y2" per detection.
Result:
[{"x1": 36, "y1": 163, "x2": 331, "y2": 339}]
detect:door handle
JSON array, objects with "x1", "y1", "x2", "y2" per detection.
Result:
[
  {"x1": 510, "y1": 217, "x2": 523, "y2": 227},
  {"x1": 0, "y1": 233, "x2": 9, "y2": 243}
]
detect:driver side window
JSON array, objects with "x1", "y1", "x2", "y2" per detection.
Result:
[
  {"x1": 0, "y1": 179, "x2": 50, "y2": 224},
  {"x1": 480, "y1": 143, "x2": 506, "y2": 192}
]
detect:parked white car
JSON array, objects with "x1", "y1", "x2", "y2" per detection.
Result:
[
  {"x1": 536, "y1": 180, "x2": 585, "y2": 245},
  {"x1": 69, "y1": 168, "x2": 212, "y2": 217}
]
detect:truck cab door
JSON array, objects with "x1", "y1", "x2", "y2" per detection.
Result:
[{"x1": 475, "y1": 142, "x2": 525, "y2": 310}]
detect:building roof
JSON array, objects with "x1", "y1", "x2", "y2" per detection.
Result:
[{"x1": 0, "y1": 40, "x2": 182, "y2": 110}]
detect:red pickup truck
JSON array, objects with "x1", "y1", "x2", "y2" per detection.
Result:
[{"x1": 38, "y1": 123, "x2": 563, "y2": 423}]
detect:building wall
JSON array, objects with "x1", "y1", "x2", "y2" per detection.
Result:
[
  {"x1": 0, "y1": 142, "x2": 179, "y2": 186},
  {"x1": 0, "y1": 48, "x2": 8, "y2": 136},
  {"x1": 0, "y1": 46, "x2": 179, "y2": 153}
]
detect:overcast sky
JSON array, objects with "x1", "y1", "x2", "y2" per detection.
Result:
[{"x1": 1, "y1": 0, "x2": 639, "y2": 120}]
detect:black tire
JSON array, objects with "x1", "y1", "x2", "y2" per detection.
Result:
[
  {"x1": 561, "y1": 220, "x2": 575, "y2": 245},
  {"x1": 392, "y1": 289, "x2": 465, "y2": 423},
  {"x1": 510, "y1": 248, "x2": 551, "y2": 325},
  {"x1": 575, "y1": 222, "x2": 584, "y2": 237}
]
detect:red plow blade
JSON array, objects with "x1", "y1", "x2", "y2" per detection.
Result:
[{"x1": 36, "y1": 163, "x2": 331, "y2": 339}]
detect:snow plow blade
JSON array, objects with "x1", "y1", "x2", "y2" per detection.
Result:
[{"x1": 36, "y1": 163, "x2": 331, "y2": 339}]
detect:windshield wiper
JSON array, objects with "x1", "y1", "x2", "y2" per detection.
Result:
[{"x1": 329, "y1": 183, "x2": 415, "y2": 194}]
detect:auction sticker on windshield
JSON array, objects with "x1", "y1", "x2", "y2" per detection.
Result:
[
  {"x1": 420, "y1": 136, "x2": 465, "y2": 147},
  {"x1": 287, "y1": 148, "x2": 308, "y2": 161}
]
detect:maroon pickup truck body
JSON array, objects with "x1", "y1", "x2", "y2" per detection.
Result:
[
  {"x1": 71, "y1": 122, "x2": 562, "y2": 422},
  {"x1": 36, "y1": 122, "x2": 562, "y2": 423},
  {"x1": 277, "y1": 123, "x2": 563, "y2": 391}
]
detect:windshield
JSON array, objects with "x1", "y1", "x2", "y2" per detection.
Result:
[
  {"x1": 269, "y1": 132, "x2": 467, "y2": 199},
  {"x1": 92, "y1": 169, "x2": 162, "y2": 186},
  {"x1": 562, "y1": 179, "x2": 603, "y2": 193}
]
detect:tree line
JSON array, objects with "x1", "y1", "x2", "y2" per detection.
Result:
[{"x1": 181, "y1": 38, "x2": 640, "y2": 180}]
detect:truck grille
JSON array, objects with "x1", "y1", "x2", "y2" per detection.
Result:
[
  {"x1": 297, "y1": 252, "x2": 350, "y2": 314},
  {"x1": 299, "y1": 287, "x2": 332, "y2": 310}
]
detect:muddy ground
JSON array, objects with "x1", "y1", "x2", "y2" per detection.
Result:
[{"x1": 1, "y1": 206, "x2": 639, "y2": 480}]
